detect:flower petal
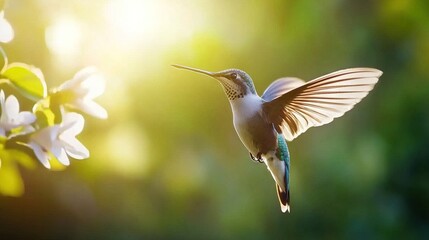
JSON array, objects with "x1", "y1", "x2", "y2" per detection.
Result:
[
  {"x1": 0, "y1": 11, "x2": 14, "y2": 43},
  {"x1": 0, "y1": 91, "x2": 5, "y2": 123},
  {"x1": 29, "y1": 141, "x2": 50, "y2": 169},
  {"x1": 70, "y1": 99, "x2": 108, "y2": 119},
  {"x1": 0, "y1": 127, "x2": 5, "y2": 137},
  {"x1": 51, "y1": 144, "x2": 70, "y2": 166},
  {"x1": 5, "y1": 95, "x2": 19, "y2": 120},
  {"x1": 63, "y1": 137, "x2": 89, "y2": 159},
  {"x1": 0, "y1": 90, "x2": 4, "y2": 104},
  {"x1": 31, "y1": 125, "x2": 59, "y2": 150},
  {"x1": 57, "y1": 67, "x2": 98, "y2": 92},
  {"x1": 8, "y1": 125, "x2": 35, "y2": 138},
  {"x1": 1, "y1": 92, "x2": 36, "y2": 131},
  {"x1": 60, "y1": 112, "x2": 84, "y2": 136},
  {"x1": 82, "y1": 73, "x2": 105, "y2": 99},
  {"x1": 17, "y1": 111, "x2": 36, "y2": 125}
]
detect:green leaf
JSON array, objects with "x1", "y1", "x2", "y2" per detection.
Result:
[
  {"x1": 0, "y1": 155, "x2": 24, "y2": 197},
  {"x1": 49, "y1": 154, "x2": 67, "y2": 171},
  {"x1": 0, "y1": 143, "x2": 37, "y2": 196},
  {"x1": 9, "y1": 149, "x2": 36, "y2": 169},
  {"x1": 48, "y1": 93, "x2": 65, "y2": 123},
  {"x1": 33, "y1": 98, "x2": 55, "y2": 127},
  {"x1": 35, "y1": 109, "x2": 55, "y2": 128},
  {"x1": 1, "y1": 140, "x2": 36, "y2": 169},
  {"x1": 1, "y1": 63, "x2": 47, "y2": 101}
]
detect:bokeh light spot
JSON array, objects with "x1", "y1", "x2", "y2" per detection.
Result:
[
  {"x1": 45, "y1": 16, "x2": 83, "y2": 58},
  {"x1": 103, "y1": 123, "x2": 149, "y2": 178}
]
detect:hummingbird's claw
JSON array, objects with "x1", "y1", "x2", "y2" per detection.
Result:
[{"x1": 249, "y1": 152, "x2": 264, "y2": 163}]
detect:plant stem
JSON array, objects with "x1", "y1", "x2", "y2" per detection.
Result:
[{"x1": 0, "y1": 46, "x2": 8, "y2": 73}]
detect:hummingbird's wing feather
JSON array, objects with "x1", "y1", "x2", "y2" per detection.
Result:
[
  {"x1": 262, "y1": 68, "x2": 382, "y2": 141},
  {"x1": 261, "y1": 77, "x2": 305, "y2": 102}
]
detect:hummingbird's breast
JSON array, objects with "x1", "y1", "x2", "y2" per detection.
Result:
[{"x1": 230, "y1": 95, "x2": 277, "y2": 156}]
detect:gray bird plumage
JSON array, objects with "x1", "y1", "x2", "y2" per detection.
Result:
[{"x1": 173, "y1": 64, "x2": 382, "y2": 213}]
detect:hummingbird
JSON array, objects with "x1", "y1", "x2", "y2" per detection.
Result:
[{"x1": 173, "y1": 64, "x2": 382, "y2": 213}]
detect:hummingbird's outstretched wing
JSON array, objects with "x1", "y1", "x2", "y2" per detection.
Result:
[
  {"x1": 261, "y1": 77, "x2": 305, "y2": 102},
  {"x1": 262, "y1": 68, "x2": 382, "y2": 141}
]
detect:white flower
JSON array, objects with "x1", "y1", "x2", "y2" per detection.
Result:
[
  {"x1": 0, "y1": 90, "x2": 36, "y2": 136},
  {"x1": 28, "y1": 112, "x2": 89, "y2": 169},
  {"x1": 0, "y1": 11, "x2": 14, "y2": 43},
  {"x1": 55, "y1": 67, "x2": 108, "y2": 119}
]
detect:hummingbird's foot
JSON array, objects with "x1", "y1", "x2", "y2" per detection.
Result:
[{"x1": 249, "y1": 152, "x2": 264, "y2": 163}]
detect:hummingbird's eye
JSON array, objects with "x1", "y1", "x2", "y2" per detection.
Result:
[{"x1": 230, "y1": 73, "x2": 238, "y2": 79}]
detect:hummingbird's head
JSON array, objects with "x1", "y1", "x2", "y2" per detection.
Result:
[{"x1": 172, "y1": 65, "x2": 257, "y2": 100}]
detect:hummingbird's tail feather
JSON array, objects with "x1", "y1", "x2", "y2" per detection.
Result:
[{"x1": 276, "y1": 183, "x2": 290, "y2": 213}]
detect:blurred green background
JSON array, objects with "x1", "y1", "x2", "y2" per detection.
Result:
[{"x1": 1, "y1": 0, "x2": 429, "y2": 239}]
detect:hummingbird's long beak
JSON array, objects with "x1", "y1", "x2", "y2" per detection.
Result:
[{"x1": 172, "y1": 64, "x2": 214, "y2": 77}]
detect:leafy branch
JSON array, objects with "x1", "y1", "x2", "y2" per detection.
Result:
[{"x1": 0, "y1": 10, "x2": 107, "y2": 196}]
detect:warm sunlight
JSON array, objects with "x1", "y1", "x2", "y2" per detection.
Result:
[
  {"x1": 103, "y1": 124, "x2": 149, "y2": 177},
  {"x1": 2, "y1": 0, "x2": 428, "y2": 239},
  {"x1": 104, "y1": 0, "x2": 156, "y2": 46},
  {"x1": 103, "y1": 0, "x2": 203, "y2": 50},
  {"x1": 45, "y1": 16, "x2": 83, "y2": 58}
]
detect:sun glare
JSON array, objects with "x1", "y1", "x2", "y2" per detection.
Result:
[
  {"x1": 103, "y1": 0, "x2": 203, "y2": 48},
  {"x1": 42, "y1": 0, "x2": 204, "y2": 70},
  {"x1": 45, "y1": 16, "x2": 83, "y2": 58},
  {"x1": 104, "y1": 0, "x2": 154, "y2": 45}
]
